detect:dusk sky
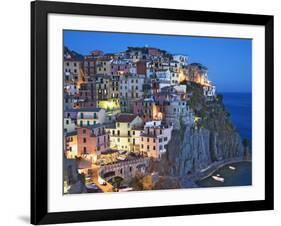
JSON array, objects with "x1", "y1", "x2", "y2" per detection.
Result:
[{"x1": 64, "y1": 30, "x2": 252, "y2": 93}]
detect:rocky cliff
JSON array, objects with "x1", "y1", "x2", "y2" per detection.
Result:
[{"x1": 149, "y1": 82, "x2": 249, "y2": 178}]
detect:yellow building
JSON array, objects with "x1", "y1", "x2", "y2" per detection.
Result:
[
  {"x1": 96, "y1": 59, "x2": 112, "y2": 75},
  {"x1": 106, "y1": 113, "x2": 143, "y2": 151}
]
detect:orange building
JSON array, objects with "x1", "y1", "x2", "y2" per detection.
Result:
[{"x1": 77, "y1": 124, "x2": 110, "y2": 160}]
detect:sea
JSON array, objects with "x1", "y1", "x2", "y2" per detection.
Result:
[
  {"x1": 197, "y1": 92, "x2": 252, "y2": 187},
  {"x1": 222, "y1": 92, "x2": 252, "y2": 141}
]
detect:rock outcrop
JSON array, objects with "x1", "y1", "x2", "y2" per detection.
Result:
[{"x1": 148, "y1": 82, "x2": 248, "y2": 179}]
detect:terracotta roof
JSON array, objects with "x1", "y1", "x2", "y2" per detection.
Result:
[{"x1": 116, "y1": 113, "x2": 137, "y2": 123}]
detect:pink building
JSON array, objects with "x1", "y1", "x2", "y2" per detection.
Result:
[
  {"x1": 77, "y1": 124, "x2": 110, "y2": 159},
  {"x1": 147, "y1": 48, "x2": 161, "y2": 57},
  {"x1": 133, "y1": 99, "x2": 143, "y2": 116},
  {"x1": 111, "y1": 60, "x2": 130, "y2": 75}
]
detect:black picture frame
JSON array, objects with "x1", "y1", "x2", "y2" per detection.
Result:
[{"x1": 31, "y1": 0, "x2": 274, "y2": 224}]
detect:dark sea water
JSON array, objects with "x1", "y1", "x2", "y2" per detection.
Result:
[
  {"x1": 197, "y1": 162, "x2": 252, "y2": 187},
  {"x1": 197, "y1": 93, "x2": 252, "y2": 187},
  {"x1": 222, "y1": 92, "x2": 252, "y2": 140}
]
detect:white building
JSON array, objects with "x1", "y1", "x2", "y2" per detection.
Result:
[
  {"x1": 77, "y1": 108, "x2": 106, "y2": 127},
  {"x1": 64, "y1": 59, "x2": 82, "y2": 83},
  {"x1": 155, "y1": 69, "x2": 171, "y2": 82},
  {"x1": 140, "y1": 121, "x2": 173, "y2": 159},
  {"x1": 203, "y1": 85, "x2": 216, "y2": 98},
  {"x1": 64, "y1": 118, "x2": 76, "y2": 133},
  {"x1": 173, "y1": 54, "x2": 189, "y2": 66}
]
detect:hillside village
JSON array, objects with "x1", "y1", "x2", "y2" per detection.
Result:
[{"x1": 63, "y1": 46, "x2": 217, "y2": 193}]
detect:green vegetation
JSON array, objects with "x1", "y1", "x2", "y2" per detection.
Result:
[{"x1": 184, "y1": 81, "x2": 234, "y2": 133}]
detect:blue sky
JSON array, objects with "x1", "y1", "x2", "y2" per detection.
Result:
[{"x1": 64, "y1": 30, "x2": 252, "y2": 93}]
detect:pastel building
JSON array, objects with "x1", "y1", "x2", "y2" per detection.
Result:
[
  {"x1": 155, "y1": 69, "x2": 171, "y2": 82},
  {"x1": 119, "y1": 75, "x2": 145, "y2": 112},
  {"x1": 77, "y1": 108, "x2": 106, "y2": 127},
  {"x1": 64, "y1": 118, "x2": 76, "y2": 133},
  {"x1": 64, "y1": 59, "x2": 82, "y2": 84},
  {"x1": 106, "y1": 114, "x2": 143, "y2": 151},
  {"x1": 64, "y1": 131, "x2": 78, "y2": 159},
  {"x1": 79, "y1": 81, "x2": 97, "y2": 108},
  {"x1": 83, "y1": 56, "x2": 96, "y2": 80},
  {"x1": 203, "y1": 82, "x2": 216, "y2": 98},
  {"x1": 108, "y1": 75, "x2": 120, "y2": 99},
  {"x1": 96, "y1": 59, "x2": 113, "y2": 75},
  {"x1": 64, "y1": 84, "x2": 78, "y2": 96},
  {"x1": 147, "y1": 47, "x2": 162, "y2": 57},
  {"x1": 64, "y1": 93, "x2": 78, "y2": 110},
  {"x1": 77, "y1": 124, "x2": 110, "y2": 160},
  {"x1": 111, "y1": 60, "x2": 130, "y2": 75},
  {"x1": 173, "y1": 54, "x2": 189, "y2": 66},
  {"x1": 140, "y1": 121, "x2": 173, "y2": 159},
  {"x1": 94, "y1": 75, "x2": 111, "y2": 101}
]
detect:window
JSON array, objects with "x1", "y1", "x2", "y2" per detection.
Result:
[
  {"x1": 164, "y1": 137, "x2": 168, "y2": 141},
  {"x1": 160, "y1": 130, "x2": 163, "y2": 135},
  {"x1": 66, "y1": 120, "x2": 69, "y2": 125},
  {"x1": 83, "y1": 138, "x2": 86, "y2": 143},
  {"x1": 83, "y1": 147, "x2": 87, "y2": 154},
  {"x1": 153, "y1": 146, "x2": 156, "y2": 150},
  {"x1": 69, "y1": 147, "x2": 72, "y2": 152},
  {"x1": 87, "y1": 121, "x2": 90, "y2": 126},
  {"x1": 147, "y1": 138, "x2": 149, "y2": 142},
  {"x1": 141, "y1": 144, "x2": 143, "y2": 148},
  {"x1": 153, "y1": 138, "x2": 156, "y2": 143},
  {"x1": 117, "y1": 138, "x2": 120, "y2": 142},
  {"x1": 128, "y1": 131, "x2": 130, "y2": 136},
  {"x1": 80, "y1": 113, "x2": 84, "y2": 119},
  {"x1": 147, "y1": 145, "x2": 149, "y2": 150},
  {"x1": 132, "y1": 131, "x2": 135, "y2": 135},
  {"x1": 83, "y1": 129, "x2": 86, "y2": 134},
  {"x1": 128, "y1": 138, "x2": 130, "y2": 142},
  {"x1": 80, "y1": 121, "x2": 83, "y2": 127}
]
